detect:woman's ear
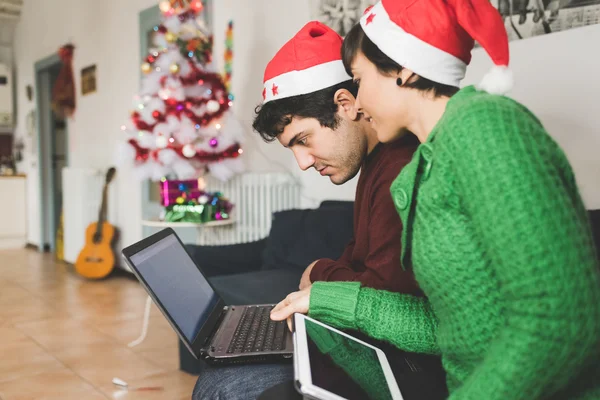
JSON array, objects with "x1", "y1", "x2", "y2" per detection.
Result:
[
  {"x1": 334, "y1": 88, "x2": 359, "y2": 120},
  {"x1": 396, "y1": 68, "x2": 416, "y2": 86}
]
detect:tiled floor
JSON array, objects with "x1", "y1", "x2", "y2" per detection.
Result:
[{"x1": 0, "y1": 248, "x2": 198, "y2": 400}]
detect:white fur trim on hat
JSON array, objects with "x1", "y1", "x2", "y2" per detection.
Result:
[
  {"x1": 360, "y1": 2, "x2": 466, "y2": 87},
  {"x1": 263, "y1": 60, "x2": 350, "y2": 104}
]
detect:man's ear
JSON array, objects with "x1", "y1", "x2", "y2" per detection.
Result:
[{"x1": 334, "y1": 88, "x2": 359, "y2": 121}]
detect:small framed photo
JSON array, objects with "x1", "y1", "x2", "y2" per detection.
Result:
[{"x1": 81, "y1": 65, "x2": 97, "y2": 95}]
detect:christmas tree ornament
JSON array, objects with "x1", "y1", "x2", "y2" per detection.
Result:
[
  {"x1": 206, "y1": 100, "x2": 220, "y2": 113},
  {"x1": 159, "y1": 1, "x2": 171, "y2": 12},
  {"x1": 156, "y1": 135, "x2": 168, "y2": 149},
  {"x1": 169, "y1": 63, "x2": 180, "y2": 74},
  {"x1": 209, "y1": 137, "x2": 218, "y2": 148},
  {"x1": 182, "y1": 144, "x2": 196, "y2": 158},
  {"x1": 141, "y1": 62, "x2": 152, "y2": 74},
  {"x1": 165, "y1": 32, "x2": 177, "y2": 43},
  {"x1": 170, "y1": 0, "x2": 187, "y2": 9},
  {"x1": 189, "y1": 0, "x2": 203, "y2": 13}
]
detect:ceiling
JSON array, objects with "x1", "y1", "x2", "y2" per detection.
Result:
[{"x1": 0, "y1": 0, "x2": 22, "y2": 63}]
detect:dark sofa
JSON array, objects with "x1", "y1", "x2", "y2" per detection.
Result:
[
  {"x1": 186, "y1": 200, "x2": 355, "y2": 304},
  {"x1": 180, "y1": 201, "x2": 354, "y2": 374}
]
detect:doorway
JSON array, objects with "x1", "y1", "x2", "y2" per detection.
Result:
[{"x1": 35, "y1": 54, "x2": 68, "y2": 252}]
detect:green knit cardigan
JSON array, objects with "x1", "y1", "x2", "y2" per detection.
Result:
[{"x1": 308, "y1": 86, "x2": 600, "y2": 400}]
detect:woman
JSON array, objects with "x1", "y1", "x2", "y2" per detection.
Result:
[{"x1": 271, "y1": 0, "x2": 600, "y2": 399}]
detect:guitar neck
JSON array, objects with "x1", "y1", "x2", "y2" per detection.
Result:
[{"x1": 96, "y1": 186, "x2": 109, "y2": 231}]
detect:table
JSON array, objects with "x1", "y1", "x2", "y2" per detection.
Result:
[{"x1": 141, "y1": 218, "x2": 236, "y2": 245}]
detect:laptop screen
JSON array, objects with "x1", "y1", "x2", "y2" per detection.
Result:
[{"x1": 129, "y1": 233, "x2": 219, "y2": 342}]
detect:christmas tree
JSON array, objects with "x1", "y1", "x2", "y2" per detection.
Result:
[{"x1": 119, "y1": 0, "x2": 244, "y2": 182}]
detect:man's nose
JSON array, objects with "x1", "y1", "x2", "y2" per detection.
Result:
[{"x1": 294, "y1": 149, "x2": 315, "y2": 171}]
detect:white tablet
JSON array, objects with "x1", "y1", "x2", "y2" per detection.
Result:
[{"x1": 293, "y1": 313, "x2": 404, "y2": 400}]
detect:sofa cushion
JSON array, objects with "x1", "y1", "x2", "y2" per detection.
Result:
[
  {"x1": 185, "y1": 239, "x2": 266, "y2": 278},
  {"x1": 208, "y1": 269, "x2": 304, "y2": 305},
  {"x1": 261, "y1": 203, "x2": 354, "y2": 272}
]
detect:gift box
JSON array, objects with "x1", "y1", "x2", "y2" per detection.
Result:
[
  {"x1": 159, "y1": 179, "x2": 203, "y2": 207},
  {"x1": 159, "y1": 179, "x2": 234, "y2": 223}
]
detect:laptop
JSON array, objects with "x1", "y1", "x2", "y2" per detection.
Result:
[{"x1": 121, "y1": 228, "x2": 293, "y2": 365}]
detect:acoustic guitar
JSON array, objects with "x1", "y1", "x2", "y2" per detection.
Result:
[{"x1": 75, "y1": 167, "x2": 117, "y2": 279}]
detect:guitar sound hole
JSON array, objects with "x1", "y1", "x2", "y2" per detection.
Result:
[
  {"x1": 92, "y1": 233, "x2": 103, "y2": 244},
  {"x1": 85, "y1": 257, "x2": 104, "y2": 263}
]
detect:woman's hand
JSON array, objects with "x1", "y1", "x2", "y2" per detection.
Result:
[{"x1": 270, "y1": 285, "x2": 312, "y2": 331}]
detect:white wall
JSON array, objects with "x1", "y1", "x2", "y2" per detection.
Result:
[
  {"x1": 12, "y1": 0, "x2": 600, "y2": 249},
  {"x1": 13, "y1": 0, "x2": 159, "y2": 248},
  {"x1": 463, "y1": 24, "x2": 600, "y2": 209}
]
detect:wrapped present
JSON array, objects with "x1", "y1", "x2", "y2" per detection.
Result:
[
  {"x1": 159, "y1": 179, "x2": 234, "y2": 223},
  {"x1": 159, "y1": 179, "x2": 203, "y2": 207}
]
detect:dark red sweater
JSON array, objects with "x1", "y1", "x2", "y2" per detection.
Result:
[{"x1": 310, "y1": 138, "x2": 421, "y2": 295}]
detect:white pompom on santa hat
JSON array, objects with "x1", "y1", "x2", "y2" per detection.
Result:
[
  {"x1": 360, "y1": 0, "x2": 513, "y2": 95},
  {"x1": 262, "y1": 21, "x2": 351, "y2": 104}
]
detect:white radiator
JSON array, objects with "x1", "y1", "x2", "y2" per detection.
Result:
[
  {"x1": 62, "y1": 167, "x2": 118, "y2": 264},
  {"x1": 197, "y1": 172, "x2": 301, "y2": 245}
]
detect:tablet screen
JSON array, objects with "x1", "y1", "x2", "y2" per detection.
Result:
[{"x1": 305, "y1": 318, "x2": 395, "y2": 400}]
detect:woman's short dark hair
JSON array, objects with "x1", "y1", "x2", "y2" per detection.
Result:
[
  {"x1": 342, "y1": 23, "x2": 459, "y2": 98},
  {"x1": 252, "y1": 80, "x2": 358, "y2": 142}
]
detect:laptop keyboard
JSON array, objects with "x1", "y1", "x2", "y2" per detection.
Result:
[{"x1": 227, "y1": 305, "x2": 287, "y2": 354}]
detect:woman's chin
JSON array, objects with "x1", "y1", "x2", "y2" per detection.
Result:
[
  {"x1": 376, "y1": 129, "x2": 399, "y2": 143},
  {"x1": 377, "y1": 127, "x2": 410, "y2": 144}
]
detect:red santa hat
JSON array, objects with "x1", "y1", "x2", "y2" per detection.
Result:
[
  {"x1": 360, "y1": 0, "x2": 513, "y2": 95},
  {"x1": 262, "y1": 21, "x2": 351, "y2": 104}
]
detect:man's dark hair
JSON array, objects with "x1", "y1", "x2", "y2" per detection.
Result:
[
  {"x1": 253, "y1": 80, "x2": 358, "y2": 142},
  {"x1": 342, "y1": 24, "x2": 459, "y2": 98}
]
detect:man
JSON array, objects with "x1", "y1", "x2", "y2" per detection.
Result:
[
  {"x1": 192, "y1": 21, "x2": 426, "y2": 400},
  {"x1": 253, "y1": 19, "x2": 420, "y2": 295}
]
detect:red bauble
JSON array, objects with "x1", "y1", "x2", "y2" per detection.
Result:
[
  {"x1": 190, "y1": 0, "x2": 204, "y2": 13},
  {"x1": 152, "y1": 110, "x2": 161, "y2": 119}
]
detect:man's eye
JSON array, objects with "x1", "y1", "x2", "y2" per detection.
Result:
[{"x1": 298, "y1": 138, "x2": 307, "y2": 145}]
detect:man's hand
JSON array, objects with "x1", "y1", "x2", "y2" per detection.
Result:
[
  {"x1": 299, "y1": 260, "x2": 318, "y2": 290},
  {"x1": 271, "y1": 285, "x2": 312, "y2": 331}
]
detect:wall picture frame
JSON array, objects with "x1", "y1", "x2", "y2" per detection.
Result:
[{"x1": 81, "y1": 65, "x2": 97, "y2": 96}]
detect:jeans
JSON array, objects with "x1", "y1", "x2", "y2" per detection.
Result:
[{"x1": 192, "y1": 363, "x2": 293, "y2": 400}]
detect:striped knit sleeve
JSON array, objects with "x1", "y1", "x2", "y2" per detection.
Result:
[{"x1": 308, "y1": 281, "x2": 439, "y2": 355}]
